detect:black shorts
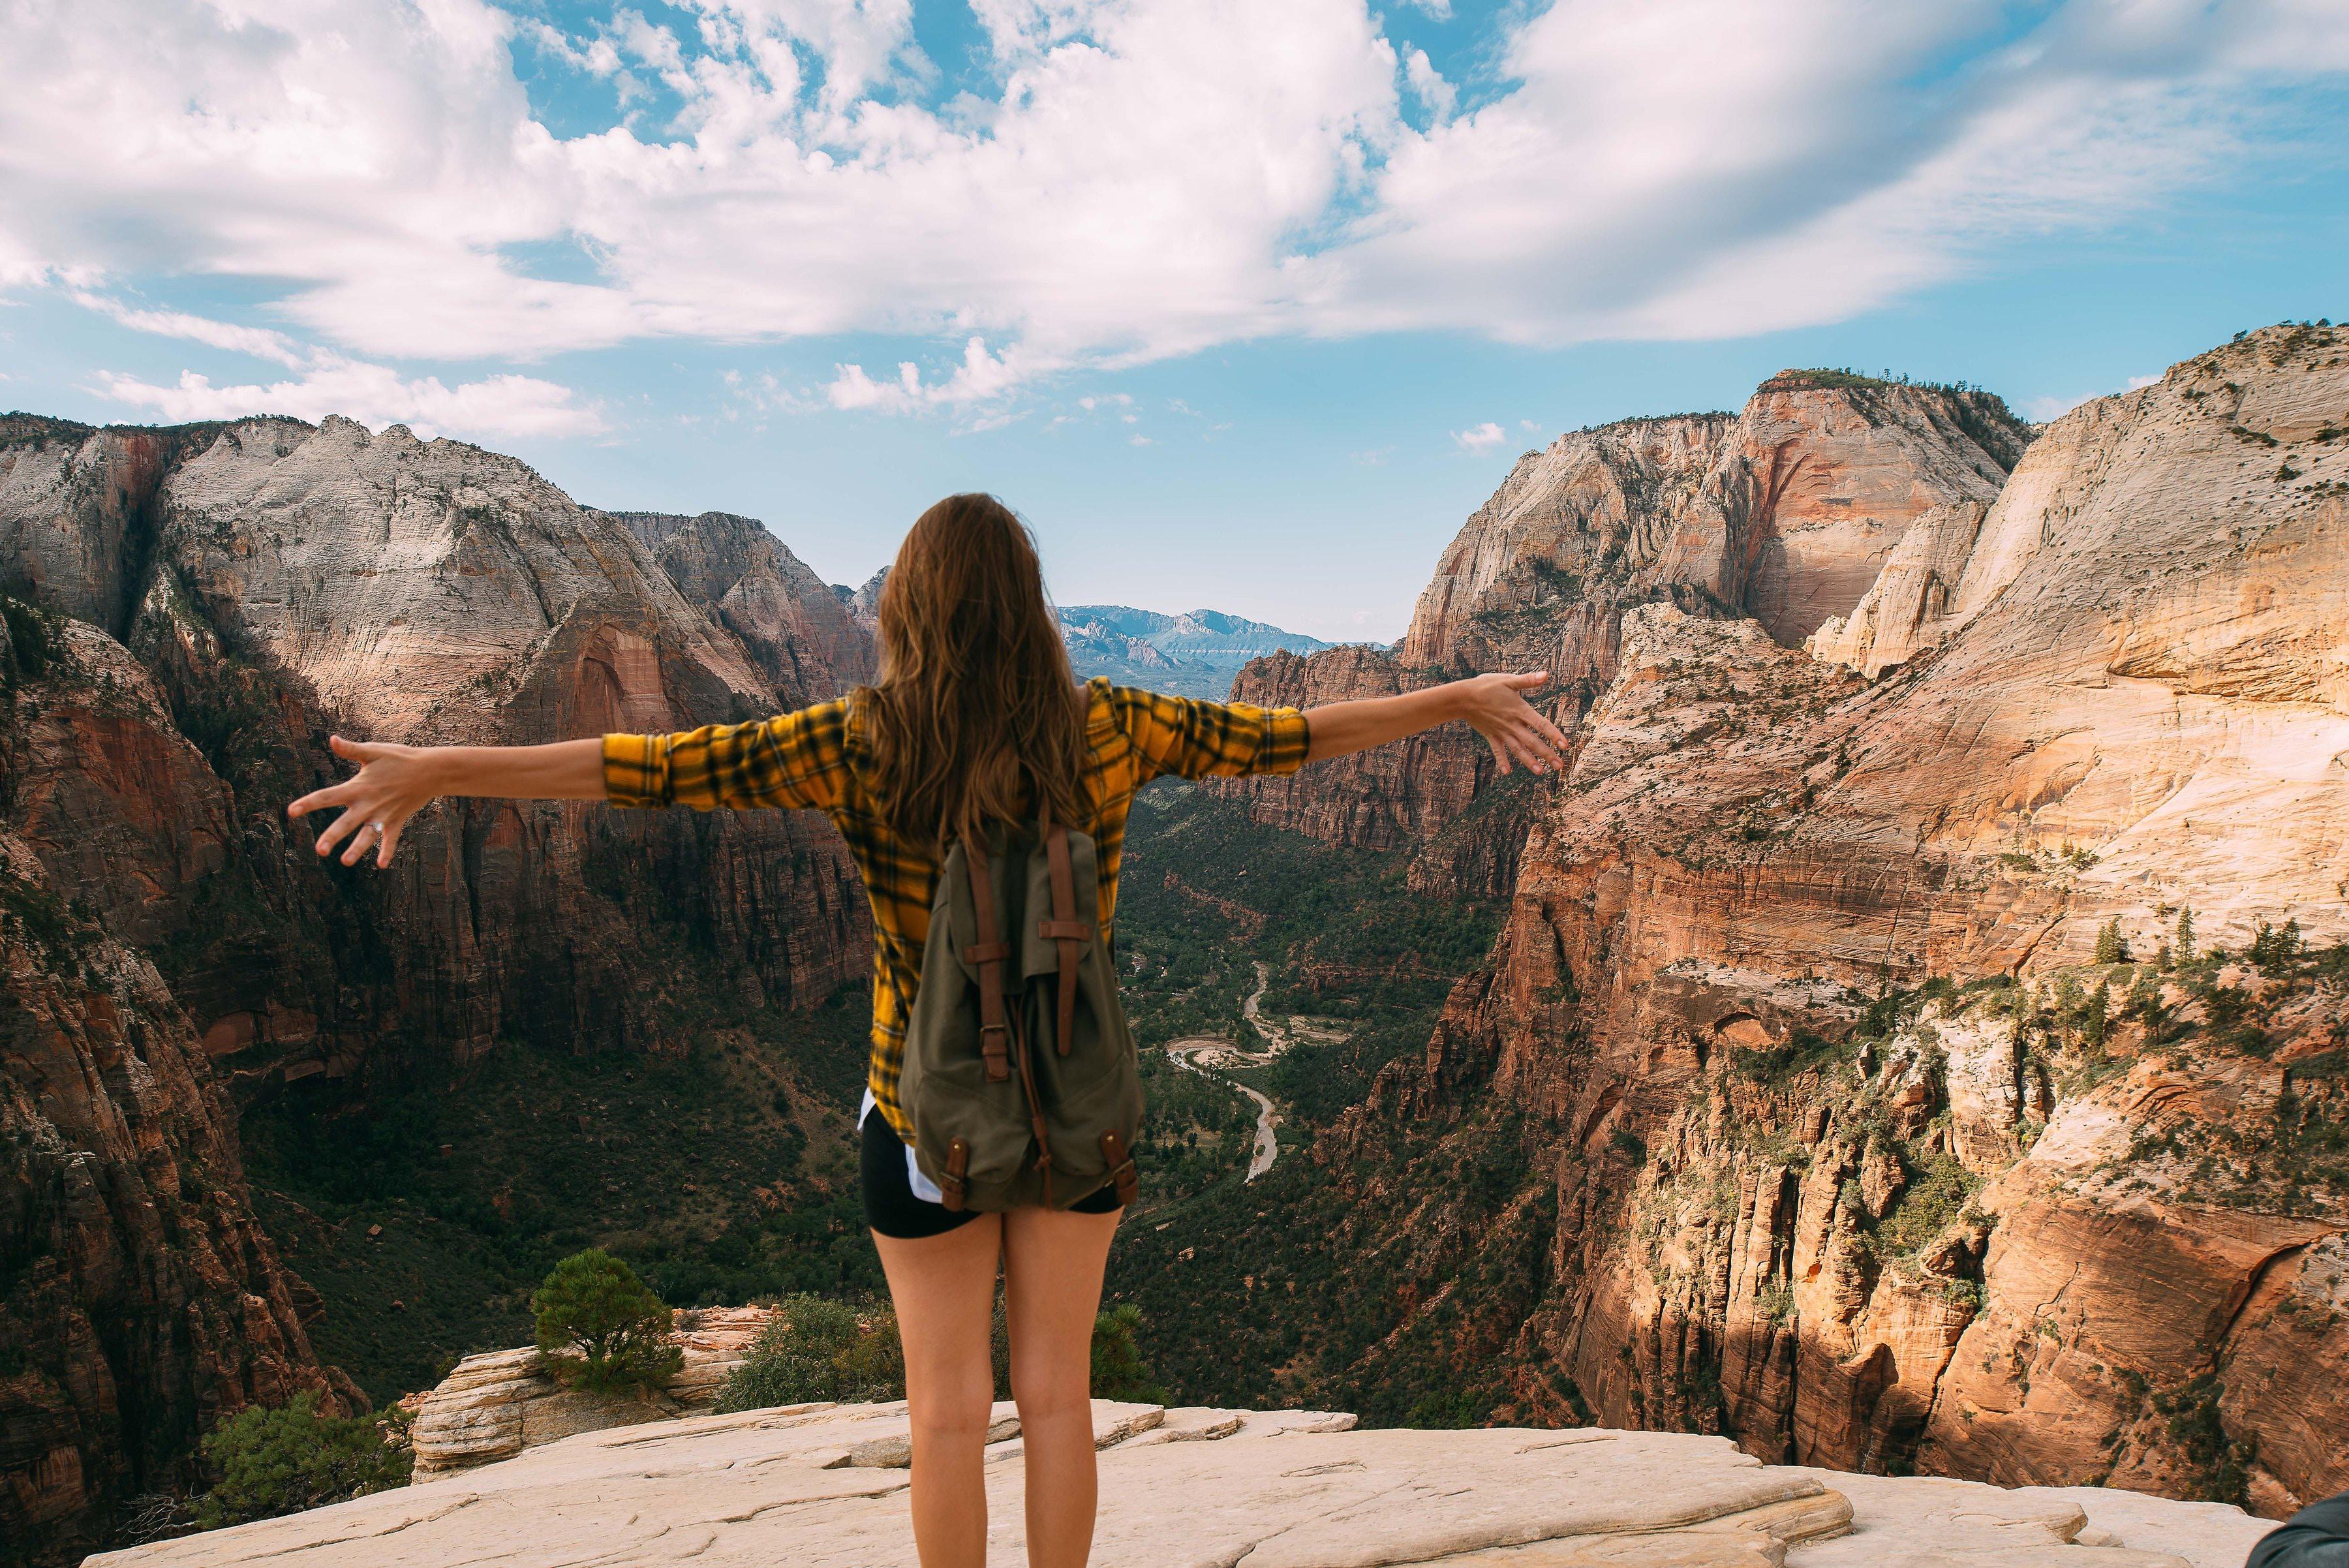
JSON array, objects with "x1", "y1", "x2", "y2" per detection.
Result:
[{"x1": 860, "y1": 1111, "x2": 1121, "y2": 1239}]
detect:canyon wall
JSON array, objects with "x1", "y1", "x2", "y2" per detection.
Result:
[
  {"x1": 1285, "y1": 326, "x2": 2349, "y2": 1515},
  {"x1": 0, "y1": 415, "x2": 874, "y2": 1562}
]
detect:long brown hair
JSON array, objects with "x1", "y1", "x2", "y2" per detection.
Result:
[{"x1": 857, "y1": 494, "x2": 1086, "y2": 848}]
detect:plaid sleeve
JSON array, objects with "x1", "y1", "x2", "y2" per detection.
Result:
[
  {"x1": 602, "y1": 699, "x2": 851, "y2": 811},
  {"x1": 1108, "y1": 684, "x2": 1311, "y2": 782}
]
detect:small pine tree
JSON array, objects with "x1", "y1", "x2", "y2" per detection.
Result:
[
  {"x1": 193, "y1": 1394, "x2": 412, "y2": 1530},
  {"x1": 1090, "y1": 1304, "x2": 1169, "y2": 1404},
  {"x1": 531, "y1": 1249, "x2": 683, "y2": 1395},
  {"x1": 2093, "y1": 919, "x2": 2129, "y2": 964},
  {"x1": 2175, "y1": 907, "x2": 2196, "y2": 963},
  {"x1": 2084, "y1": 979, "x2": 2110, "y2": 1047}
]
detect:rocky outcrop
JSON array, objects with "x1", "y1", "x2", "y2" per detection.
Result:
[
  {"x1": 403, "y1": 1306, "x2": 778, "y2": 1477},
  {"x1": 1258, "y1": 326, "x2": 2349, "y2": 1518},
  {"x1": 85, "y1": 1400, "x2": 2279, "y2": 1568},
  {"x1": 1221, "y1": 376, "x2": 2030, "y2": 895}
]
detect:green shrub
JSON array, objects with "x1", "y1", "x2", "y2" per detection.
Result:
[
  {"x1": 531, "y1": 1248, "x2": 683, "y2": 1394},
  {"x1": 1090, "y1": 1304, "x2": 1169, "y2": 1404},
  {"x1": 713, "y1": 1295, "x2": 904, "y2": 1412},
  {"x1": 193, "y1": 1393, "x2": 412, "y2": 1530}
]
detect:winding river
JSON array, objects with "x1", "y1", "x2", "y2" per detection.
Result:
[{"x1": 1162, "y1": 962, "x2": 1291, "y2": 1181}]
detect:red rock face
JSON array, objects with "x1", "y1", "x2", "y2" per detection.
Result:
[
  {"x1": 0, "y1": 827, "x2": 358, "y2": 1561},
  {"x1": 0, "y1": 416, "x2": 880, "y2": 1561},
  {"x1": 1286, "y1": 329, "x2": 2349, "y2": 1516}
]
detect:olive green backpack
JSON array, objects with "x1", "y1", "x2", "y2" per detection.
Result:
[{"x1": 897, "y1": 810, "x2": 1144, "y2": 1212}]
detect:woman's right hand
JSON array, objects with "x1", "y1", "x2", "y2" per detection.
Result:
[
  {"x1": 286, "y1": 735, "x2": 446, "y2": 869},
  {"x1": 1457, "y1": 671, "x2": 1571, "y2": 775}
]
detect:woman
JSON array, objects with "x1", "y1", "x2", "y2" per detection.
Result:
[{"x1": 286, "y1": 494, "x2": 1569, "y2": 1567}]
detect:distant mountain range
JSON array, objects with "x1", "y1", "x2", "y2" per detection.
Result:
[
  {"x1": 1054, "y1": 604, "x2": 1333, "y2": 698},
  {"x1": 838, "y1": 570, "x2": 1333, "y2": 699}
]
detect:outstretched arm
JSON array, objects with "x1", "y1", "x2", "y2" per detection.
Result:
[
  {"x1": 285, "y1": 735, "x2": 606, "y2": 868},
  {"x1": 1304, "y1": 671, "x2": 1569, "y2": 775}
]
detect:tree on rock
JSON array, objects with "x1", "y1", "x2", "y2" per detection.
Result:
[
  {"x1": 532, "y1": 1249, "x2": 683, "y2": 1394},
  {"x1": 194, "y1": 1393, "x2": 412, "y2": 1530}
]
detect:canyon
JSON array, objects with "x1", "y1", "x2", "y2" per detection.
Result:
[
  {"x1": 1191, "y1": 326, "x2": 2348, "y2": 1514},
  {"x1": 0, "y1": 415, "x2": 877, "y2": 1562},
  {"x1": 4, "y1": 322, "x2": 2344, "y2": 1562}
]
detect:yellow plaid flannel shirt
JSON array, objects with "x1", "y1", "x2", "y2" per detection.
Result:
[{"x1": 602, "y1": 676, "x2": 1311, "y2": 1141}]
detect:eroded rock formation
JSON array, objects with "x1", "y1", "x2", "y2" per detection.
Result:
[
  {"x1": 1251, "y1": 328, "x2": 2349, "y2": 1516},
  {"x1": 0, "y1": 827, "x2": 356, "y2": 1556}
]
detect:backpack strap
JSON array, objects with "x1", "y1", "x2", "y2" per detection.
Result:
[
  {"x1": 960, "y1": 833, "x2": 1013, "y2": 1084},
  {"x1": 968, "y1": 824, "x2": 1055, "y2": 1205},
  {"x1": 1037, "y1": 805, "x2": 1086, "y2": 1058},
  {"x1": 1098, "y1": 1130, "x2": 1139, "y2": 1207}
]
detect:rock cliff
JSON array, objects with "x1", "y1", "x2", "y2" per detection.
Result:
[
  {"x1": 0, "y1": 820, "x2": 355, "y2": 1556},
  {"x1": 83, "y1": 1398, "x2": 2280, "y2": 1568},
  {"x1": 605, "y1": 510, "x2": 876, "y2": 696},
  {"x1": 1221, "y1": 375, "x2": 2030, "y2": 896},
  {"x1": 1226, "y1": 327, "x2": 2348, "y2": 1515},
  {"x1": 0, "y1": 414, "x2": 878, "y2": 1562}
]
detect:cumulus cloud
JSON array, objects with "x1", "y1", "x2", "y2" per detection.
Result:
[
  {"x1": 1402, "y1": 48, "x2": 1454, "y2": 123},
  {"x1": 0, "y1": 0, "x2": 2342, "y2": 408},
  {"x1": 823, "y1": 337, "x2": 1030, "y2": 411},
  {"x1": 1452, "y1": 421, "x2": 1505, "y2": 453}
]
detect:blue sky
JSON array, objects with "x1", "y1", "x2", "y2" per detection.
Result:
[{"x1": 2, "y1": 1, "x2": 2344, "y2": 641}]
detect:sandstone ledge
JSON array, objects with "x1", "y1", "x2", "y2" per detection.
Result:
[{"x1": 92, "y1": 1402, "x2": 2275, "y2": 1568}]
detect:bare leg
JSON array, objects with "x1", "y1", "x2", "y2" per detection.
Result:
[
  {"x1": 1002, "y1": 1205, "x2": 1120, "y2": 1568},
  {"x1": 875, "y1": 1216, "x2": 1006, "y2": 1568}
]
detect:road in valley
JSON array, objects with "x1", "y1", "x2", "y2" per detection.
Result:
[{"x1": 1161, "y1": 963, "x2": 1299, "y2": 1182}]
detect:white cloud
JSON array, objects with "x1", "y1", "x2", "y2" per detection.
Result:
[
  {"x1": 1452, "y1": 420, "x2": 1504, "y2": 453},
  {"x1": 0, "y1": 0, "x2": 2341, "y2": 402},
  {"x1": 92, "y1": 360, "x2": 604, "y2": 440},
  {"x1": 70, "y1": 292, "x2": 307, "y2": 366},
  {"x1": 821, "y1": 336, "x2": 1030, "y2": 411},
  {"x1": 1402, "y1": 48, "x2": 1454, "y2": 123}
]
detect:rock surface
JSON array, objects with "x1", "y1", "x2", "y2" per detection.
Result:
[{"x1": 85, "y1": 1400, "x2": 2276, "y2": 1568}]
